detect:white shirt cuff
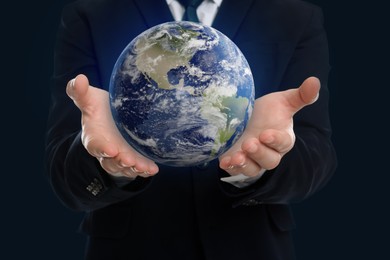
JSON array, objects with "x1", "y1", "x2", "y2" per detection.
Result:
[{"x1": 220, "y1": 169, "x2": 266, "y2": 188}]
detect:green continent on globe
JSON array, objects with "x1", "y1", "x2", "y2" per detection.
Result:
[
  {"x1": 218, "y1": 96, "x2": 249, "y2": 142},
  {"x1": 135, "y1": 24, "x2": 202, "y2": 90},
  {"x1": 201, "y1": 84, "x2": 249, "y2": 156}
]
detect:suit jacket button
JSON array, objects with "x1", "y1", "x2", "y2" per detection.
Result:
[
  {"x1": 86, "y1": 178, "x2": 103, "y2": 196},
  {"x1": 242, "y1": 199, "x2": 263, "y2": 206}
]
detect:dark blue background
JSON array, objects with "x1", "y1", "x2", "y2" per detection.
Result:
[{"x1": 5, "y1": 0, "x2": 388, "y2": 259}]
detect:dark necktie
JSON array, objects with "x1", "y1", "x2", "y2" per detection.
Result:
[{"x1": 179, "y1": 0, "x2": 204, "y2": 22}]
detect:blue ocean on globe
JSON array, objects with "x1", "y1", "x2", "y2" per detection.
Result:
[{"x1": 109, "y1": 21, "x2": 254, "y2": 167}]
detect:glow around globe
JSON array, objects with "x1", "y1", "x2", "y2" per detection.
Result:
[{"x1": 109, "y1": 21, "x2": 254, "y2": 167}]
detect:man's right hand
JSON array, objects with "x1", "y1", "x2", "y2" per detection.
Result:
[{"x1": 66, "y1": 74, "x2": 159, "y2": 179}]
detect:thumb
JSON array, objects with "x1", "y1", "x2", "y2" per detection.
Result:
[
  {"x1": 66, "y1": 74, "x2": 90, "y2": 109},
  {"x1": 288, "y1": 76, "x2": 321, "y2": 115}
]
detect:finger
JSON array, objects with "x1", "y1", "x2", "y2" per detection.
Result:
[
  {"x1": 81, "y1": 133, "x2": 118, "y2": 158},
  {"x1": 129, "y1": 166, "x2": 154, "y2": 178},
  {"x1": 115, "y1": 152, "x2": 137, "y2": 168},
  {"x1": 99, "y1": 157, "x2": 124, "y2": 174},
  {"x1": 131, "y1": 160, "x2": 158, "y2": 176},
  {"x1": 258, "y1": 129, "x2": 295, "y2": 154},
  {"x1": 219, "y1": 155, "x2": 233, "y2": 170},
  {"x1": 121, "y1": 166, "x2": 156, "y2": 179},
  {"x1": 219, "y1": 151, "x2": 245, "y2": 171},
  {"x1": 100, "y1": 156, "x2": 158, "y2": 178},
  {"x1": 94, "y1": 146, "x2": 159, "y2": 175},
  {"x1": 219, "y1": 151, "x2": 262, "y2": 177},
  {"x1": 66, "y1": 74, "x2": 90, "y2": 109},
  {"x1": 242, "y1": 139, "x2": 282, "y2": 170},
  {"x1": 286, "y1": 77, "x2": 321, "y2": 115},
  {"x1": 120, "y1": 168, "x2": 139, "y2": 179},
  {"x1": 117, "y1": 152, "x2": 159, "y2": 175},
  {"x1": 299, "y1": 76, "x2": 321, "y2": 105}
]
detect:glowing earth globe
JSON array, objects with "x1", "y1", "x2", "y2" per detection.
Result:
[{"x1": 109, "y1": 21, "x2": 254, "y2": 167}]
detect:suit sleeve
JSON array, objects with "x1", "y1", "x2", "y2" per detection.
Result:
[
  {"x1": 218, "y1": 6, "x2": 337, "y2": 205},
  {"x1": 45, "y1": 3, "x2": 152, "y2": 212}
]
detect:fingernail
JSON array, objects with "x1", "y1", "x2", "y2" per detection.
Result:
[
  {"x1": 70, "y1": 78, "x2": 76, "y2": 88},
  {"x1": 120, "y1": 162, "x2": 129, "y2": 167},
  {"x1": 313, "y1": 93, "x2": 319, "y2": 103},
  {"x1": 130, "y1": 166, "x2": 142, "y2": 173},
  {"x1": 100, "y1": 152, "x2": 110, "y2": 157},
  {"x1": 238, "y1": 162, "x2": 247, "y2": 168}
]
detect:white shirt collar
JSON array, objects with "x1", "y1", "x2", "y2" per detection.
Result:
[
  {"x1": 213, "y1": 0, "x2": 223, "y2": 7},
  {"x1": 166, "y1": 0, "x2": 223, "y2": 26}
]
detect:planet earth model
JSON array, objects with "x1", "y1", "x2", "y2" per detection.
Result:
[{"x1": 109, "y1": 21, "x2": 254, "y2": 167}]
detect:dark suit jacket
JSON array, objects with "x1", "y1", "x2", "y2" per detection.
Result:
[{"x1": 45, "y1": 0, "x2": 337, "y2": 259}]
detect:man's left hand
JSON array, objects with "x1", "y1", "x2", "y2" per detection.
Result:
[{"x1": 219, "y1": 77, "x2": 320, "y2": 177}]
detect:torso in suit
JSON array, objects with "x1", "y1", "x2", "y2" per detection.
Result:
[{"x1": 45, "y1": 0, "x2": 337, "y2": 259}]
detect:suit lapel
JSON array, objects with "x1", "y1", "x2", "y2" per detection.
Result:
[
  {"x1": 213, "y1": 0, "x2": 255, "y2": 39},
  {"x1": 133, "y1": 0, "x2": 174, "y2": 27},
  {"x1": 133, "y1": 0, "x2": 255, "y2": 38}
]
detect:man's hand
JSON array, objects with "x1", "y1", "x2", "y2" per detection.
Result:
[
  {"x1": 219, "y1": 77, "x2": 321, "y2": 178},
  {"x1": 66, "y1": 74, "x2": 159, "y2": 179}
]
